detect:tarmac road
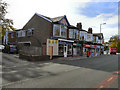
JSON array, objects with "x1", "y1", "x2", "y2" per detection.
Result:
[{"x1": 1, "y1": 53, "x2": 119, "y2": 88}]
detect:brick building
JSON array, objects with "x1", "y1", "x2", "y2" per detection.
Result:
[{"x1": 8, "y1": 13, "x2": 104, "y2": 59}]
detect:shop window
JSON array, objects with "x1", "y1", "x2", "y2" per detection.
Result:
[
  {"x1": 59, "y1": 44, "x2": 64, "y2": 55},
  {"x1": 77, "y1": 46, "x2": 80, "y2": 55},
  {"x1": 67, "y1": 45, "x2": 72, "y2": 55},
  {"x1": 73, "y1": 46, "x2": 77, "y2": 55}
]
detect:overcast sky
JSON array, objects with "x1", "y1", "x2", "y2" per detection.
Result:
[{"x1": 4, "y1": 0, "x2": 119, "y2": 42}]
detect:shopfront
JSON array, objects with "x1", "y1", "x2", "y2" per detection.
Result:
[
  {"x1": 73, "y1": 43, "x2": 82, "y2": 56},
  {"x1": 96, "y1": 45, "x2": 100, "y2": 55},
  {"x1": 90, "y1": 45, "x2": 96, "y2": 56},
  {"x1": 47, "y1": 39, "x2": 74, "y2": 57},
  {"x1": 83, "y1": 44, "x2": 91, "y2": 56},
  {"x1": 58, "y1": 39, "x2": 74, "y2": 57}
]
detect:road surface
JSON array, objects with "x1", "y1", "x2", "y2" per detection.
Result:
[{"x1": 1, "y1": 53, "x2": 119, "y2": 89}]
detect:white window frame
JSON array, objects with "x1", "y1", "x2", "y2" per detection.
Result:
[
  {"x1": 60, "y1": 25, "x2": 67, "y2": 38},
  {"x1": 53, "y1": 24, "x2": 67, "y2": 38},
  {"x1": 17, "y1": 31, "x2": 22, "y2": 37},
  {"x1": 69, "y1": 29, "x2": 75, "y2": 39},
  {"x1": 27, "y1": 29, "x2": 33, "y2": 36},
  {"x1": 21, "y1": 30, "x2": 26, "y2": 37},
  {"x1": 53, "y1": 24, "x2": 60, "y2": 37}
]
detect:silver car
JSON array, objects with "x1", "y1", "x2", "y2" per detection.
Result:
[{"x1": 0, "y1": 45, "x2": 5, "y2": 52}]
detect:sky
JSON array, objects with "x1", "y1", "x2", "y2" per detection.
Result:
[{"x1": 4, "y1": 0, "x2": 119, "y2": 42}]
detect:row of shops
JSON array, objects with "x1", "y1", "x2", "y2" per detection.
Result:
[{"x1": 47, "y1": 39, "x2": 104, "y2": 57}]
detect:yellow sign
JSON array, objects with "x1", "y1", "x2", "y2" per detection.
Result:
[
  {"x1": 55, "y1": 40, "x2": 58, "y2": 44},
  {"x1": 47, "y1": 39, "x2": 58, "y2": 44}
]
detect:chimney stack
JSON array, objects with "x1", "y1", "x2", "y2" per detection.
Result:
[
  {"x1": 76, "y1": 22, "x2": 82, "y2": 30},
  {"x1": 88, "y1": 28, "x2": 93, "y2": 34}
]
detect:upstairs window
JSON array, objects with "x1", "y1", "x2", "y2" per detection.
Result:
[
  {"x1": 17, "y1": 31, "x2": 22, "y2": 37},
  {"x1": 80, "y1": 32, "x2": 84, "y2": 40},
  {"x1": 53, "y1": 24, "x2": 60, "y2": 37},
  {"x1": 96, "y1": 37, "x2": 98, "y2": 42},
  {"x1": 69, "y1": 29, "x2": 75, "y2": 39},
  {"x1": 17, "y1": 30, "x2": 26, "y2": 37},
  {"x1": 74, "y1": 29, "x2": 79, "y2": 39},
  {"x1": 53, "y1": 24, "x2": 67, "y2": 38},
  {"x1": 91, "y1": 34, "x2": 93, "y2": 41},
  {"x1": 84, "y1": 33, "x2": 87, "y2": 41},
  {"x1": 27, "y1": 29, "x2": 33, "y2": 36},
  {"x1": 21, "y1": 30, "x2": 25, "y2": 37},
  {"x1": 61, "y1": 25, "x2": 67, "y2": 38}
]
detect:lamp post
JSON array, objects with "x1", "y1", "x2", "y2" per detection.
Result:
[{"x1": 100, "y1": 23, "x2": 106, "y2": 55}]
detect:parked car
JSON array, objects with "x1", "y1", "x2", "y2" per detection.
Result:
[
  {"x1": 3, "y1": 45, "x2": 18, "y2": 54},
  {"x1": 0, "y1": 45, "x2": 5, "y2": 52},
  {"x1": 109, "y1": 47, "x2": 117, "y2": 55}
]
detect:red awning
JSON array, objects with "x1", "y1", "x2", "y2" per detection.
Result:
[{"x1": 84, "y1": 44, "x2": 91, "y2": 48}]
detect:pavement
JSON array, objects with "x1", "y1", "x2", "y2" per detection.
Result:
[{"x1": 1, "y1": 53, "x2": 119, "y2": 88}]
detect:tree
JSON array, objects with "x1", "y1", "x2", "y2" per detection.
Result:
[
  {"x1": 104, "y1": 42, "x2": 109, "y2": 51},
  {"x1": 109, "y1": 35, "x2": 120, "y2": 53},
  {"x1": 0, "y1": 0, "x2": 16, "y2": 38},
  {"x1": 0, "y1": 0, "x2": 7, "y2": 22}
]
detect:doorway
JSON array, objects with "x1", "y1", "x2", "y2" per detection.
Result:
[{"x1": 64, "y1": 45, "x2": 67, "y2": 57}]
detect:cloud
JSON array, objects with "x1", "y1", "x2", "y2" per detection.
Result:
[
  {"x1": 75, "y1": 2, "x2": 118, "y2": 17},
  {"x1": 4, "y1": 0, "x2": 118, "y2": 42}
]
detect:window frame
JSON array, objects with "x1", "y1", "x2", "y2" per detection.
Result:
[{"x1": 53, "y1": 24, "x2": 67, "y2": 38}]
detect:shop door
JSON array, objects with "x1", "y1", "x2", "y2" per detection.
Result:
[{"x1": 64, "y1": 46, "x2": 67, "y2": 57}]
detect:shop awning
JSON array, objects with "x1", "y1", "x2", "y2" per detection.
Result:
[
  {"x1": 84, "y1": 44, "x2": 91, "y2": 48},
  {"x1": 73, "y1": 43, "x2": 82, "y2": 46},
  {"x1": 91, "y1": 45, "x2": 96, "y2": 48}
]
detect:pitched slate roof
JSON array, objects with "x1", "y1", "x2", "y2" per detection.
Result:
[
  {"x1": 93, "y1": 33, "x2": 104, "y2": 39},
  {"x1": 68, "y1": 25, "x2": 87, "y2": 32},
  {"x1": 50, "y1": 16, "x2": 65, "y2": 22},
  {"x1": 35, "y1": 13, "x2": 65, "y2": 23}
]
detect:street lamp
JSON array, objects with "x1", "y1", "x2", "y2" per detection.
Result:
[{"x1": 100, "y1": 23, "x2": 106, "y2": 55}]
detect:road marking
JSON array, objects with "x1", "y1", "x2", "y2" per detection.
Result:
[
  {"x1": 96, "y1": 85, "x2": 104, "y2": 90},
  {"x1": 99, "y1": 85, "x2": 104, "y2": 88},
  {"x1": 95, "y1": 74, "x2": 118, "y2": 88},
  {"x1": 107, "y1": 77, "x2": 113, "y2": 82},
  {"x1": 2, "y1": 70, "x2": 17, "y2": 74}
]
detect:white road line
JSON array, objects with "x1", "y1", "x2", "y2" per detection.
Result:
[{"x1": 3, "y1": 70, "x2": 17, "y2": 74}]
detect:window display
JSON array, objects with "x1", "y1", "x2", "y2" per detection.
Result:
[
  {"x1": 67, "y1": 45, "x2": 72, "y2": 55},
  {"x1": 59, "y1": 44, "x2": 64, "y2": 55}
]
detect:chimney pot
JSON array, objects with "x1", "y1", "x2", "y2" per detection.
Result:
[{"x1": 76, "y1": 22, "x2": 82, "y2": 30}]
